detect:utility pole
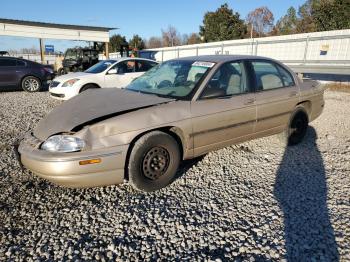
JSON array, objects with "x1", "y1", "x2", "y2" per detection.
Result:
[
  {"x1": 250, "y1": 24, "x2": 254, "y2": 39},
  {"x1": 39, "y1": 38, "x2": 45, "y2": 64}
]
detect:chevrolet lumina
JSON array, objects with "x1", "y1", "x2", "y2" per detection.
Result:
[
  {"x1": 18, "y1": 55, "x2": 325, "y2": 192},
  {"x1": 49, "y1": 58, "x2": 158, "y2": 100}
]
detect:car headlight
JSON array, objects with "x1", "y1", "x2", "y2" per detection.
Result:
[
  {"x1": 41, "y1": 135, "x2": 85, "y2": 153},
  {"x1": 62, "y1": 78, "x2": 80, "y2": 87}
]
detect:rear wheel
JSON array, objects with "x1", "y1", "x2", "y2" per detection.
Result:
[
  {"x1": 21, "y1": 76, "x2": 41, "y2": 92},
  {"x1": 280, "y1": 109, "x2": 309, "y2": 146},
  {"x1": 128, "y1": 131, "x2": 180, "y2": 192}
]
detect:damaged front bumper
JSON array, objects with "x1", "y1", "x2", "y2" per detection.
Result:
[{"x1": 17, "y1": 132, "x2": 128, "y2": 188}]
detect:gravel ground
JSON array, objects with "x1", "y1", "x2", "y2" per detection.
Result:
[{"x1": 0, "y1": 90, "x2": 349, "y2": 261}]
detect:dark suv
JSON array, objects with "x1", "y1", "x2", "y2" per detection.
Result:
[
  {"x1": 61, "y1": 48, "x2": 99, "y2": 74},
  {"x1": 0, "y1": 56, "x2": 55, "y2": 92}
]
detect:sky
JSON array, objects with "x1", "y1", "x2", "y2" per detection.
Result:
[{"x1": 0, "y1": 0, "x2": 306, "y2": 52}]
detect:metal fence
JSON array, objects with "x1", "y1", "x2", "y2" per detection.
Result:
[
  {"x1": 9, "y1": 54, "x2": 56, "y2": 64},
  {"x1": 139, "y1": 29, "x2": 350, "y2": 75}
]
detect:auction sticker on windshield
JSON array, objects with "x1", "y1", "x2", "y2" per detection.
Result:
[{"x1": 192, "y1": 61, "x2": 215, "y2": 68}]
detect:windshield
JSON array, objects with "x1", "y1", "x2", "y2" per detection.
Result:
[
  {"x1": 85, "y1": 60, "x2": 114, "y2": 74},
  {"x1": 64, "y1": 49, "x2": 76, "y2": 60},
  {"x1": 126, "y1": 60, "x2": 214, "y2": 98}
]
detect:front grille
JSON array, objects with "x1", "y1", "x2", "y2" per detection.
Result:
[
  {"x1": 50, "y1": 81, "x2": 60, "y2": 88},
  {"x1": 50, "y1": 93, "x2": 65, "y2": 98}
]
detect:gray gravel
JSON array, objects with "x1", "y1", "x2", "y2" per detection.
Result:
[{"x1": 0, "y1": 90, "x2": 349, "y2": 261}]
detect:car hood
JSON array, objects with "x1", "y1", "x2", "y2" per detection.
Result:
[
  {"x1": 54, "y1": 72, "x2": 92, "y2": 82},
  {"x1": 34, "y1": 89, "x2": 175, "y2": 140}
]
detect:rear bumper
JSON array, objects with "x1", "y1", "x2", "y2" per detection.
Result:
[{"x1": 18, "y1": 133, "x2": 128, "y2": 188}]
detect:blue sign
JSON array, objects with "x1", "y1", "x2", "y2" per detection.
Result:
[{"x1": 45, "y1": 45, "x2": 54, "y2": 53}]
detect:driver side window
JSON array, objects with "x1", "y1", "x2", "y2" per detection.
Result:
[{"x1": 201, "y1": 61, "x2": 248, "y2": 98}]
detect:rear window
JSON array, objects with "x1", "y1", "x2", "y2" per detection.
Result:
[
  {"x1": 136, "y1": 60, "x2": 158, "y2": 72},
  {"x1": 252, "y1": 61, "x2": 294, "y2": 91},
  {"x1": 0, "y1": 58, "x2": 17, "y2": 67}
]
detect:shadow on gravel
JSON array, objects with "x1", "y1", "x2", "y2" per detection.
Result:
[
  {"x1": 274, "y1": 127, "x2": 339, "y2": 261},
  {"x1": 0, "y1": 83, "x2": 49, "y2": 92},
  {"x1": 175, "y1": 155, "x2": 205, "y2": 180}
]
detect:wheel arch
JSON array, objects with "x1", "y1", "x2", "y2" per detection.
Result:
[
  {"x1": 79, "y1": 83, "x2": 101, "y2": 93},
  {"x1": 124, "y1": 126, "x2": 186, "y2": 181},
  {"x1": 296, "y1": 100, "x2": 312, "y2": 116}
]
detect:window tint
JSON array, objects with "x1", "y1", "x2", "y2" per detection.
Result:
[
  {"x1": 117, "y1": 60, "x2": 135, "y2": 73},
  {"x1": 252, "y1": 61, "x2": 284, "y2": 90},
  {"x1": 136, "y1": 61, "x2": 157, "y2": 72},
  {"x1": 202, "y1": 61, "x2": 248, "y2": 98},
  {"x1": 17, "y1": 60, "x2": 26, "y2": 67},
  {"x1": 0, "y1": 58, "x2": 17, "y2": 67},
  {"x1": 276, "y1": 64, "x2": 294, "y2": 87}
]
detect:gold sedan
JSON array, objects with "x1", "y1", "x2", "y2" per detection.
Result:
[{"x1": 18, "y1": 55, "x2": 325, "y2": 191}]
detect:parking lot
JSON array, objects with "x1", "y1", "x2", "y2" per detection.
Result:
[{"x1": 0, "y1": 89, "x2": 349, "y2": 261}]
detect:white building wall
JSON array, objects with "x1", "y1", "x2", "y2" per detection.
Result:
[{"x1": 139, "y1": 29, "x2": 350, "y2": 66}]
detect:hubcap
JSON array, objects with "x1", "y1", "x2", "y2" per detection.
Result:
[
  {"x1": 24, "y1": 78, "x2": 39, "y2": 91},
  {"x1": 142, "y1": 147, "x2": 170, "y2": 180}
]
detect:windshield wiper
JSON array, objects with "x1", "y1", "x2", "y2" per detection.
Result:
[{"x1": 127, "y1": 89, "x2": 176, "y2": 99}]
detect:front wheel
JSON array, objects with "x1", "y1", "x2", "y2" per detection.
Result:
[
  {"x1": 80, "y1": 84, "x2": 98, "y2": 93},
  {"x1": 280, "y1": 109, "x2": 309, "y2": 146},
  {"x1": 128, "y1": 131, "x2": 180, "y2": 192},
  {"x1": 21, "y1": 76, "x2": 41, "y2": 92}
]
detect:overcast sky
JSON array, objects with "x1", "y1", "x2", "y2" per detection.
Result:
[{"x1": 0, "y1": 0, "x2": 306, "y2": 52}]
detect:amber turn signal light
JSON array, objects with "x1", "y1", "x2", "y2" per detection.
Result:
[{"x1": 79, "y1": 159, "x2": 101, "y2": 165}]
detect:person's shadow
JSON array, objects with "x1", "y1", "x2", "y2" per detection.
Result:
[{"x1": 274, "y1": 127, "x2": 339, "y2": 261}]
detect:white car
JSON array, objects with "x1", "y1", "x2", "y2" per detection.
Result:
[{"x1": 49, "y1": 58, "x2": 158, "y2": 100}]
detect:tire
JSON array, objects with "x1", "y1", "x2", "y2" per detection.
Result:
[
  {"x1": 128, "y1": 131, "x2": 181, "y2": 192},
  {"x1": 280, "y1": 108, "x2": 309, "y2": 146},
  {"x1": 57, "y1": 68, "x2": 64, "y2": 76},
  {"x1": 80, "y1": 84, "x2": 98, "y2": 93},
  {"x1": 21, "y1": 76, "x2": 41, "y2": 92}
]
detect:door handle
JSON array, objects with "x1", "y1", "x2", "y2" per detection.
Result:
[
  {"x1": 244, "y1": 98, "x2": 255, "y2": 105},
  {"x1": 289, "y1": 91, "x2": 298, "y2": 97}
]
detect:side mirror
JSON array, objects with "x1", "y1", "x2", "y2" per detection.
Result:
[{"x1": 108, "y1": 68, "x2": 117, "y2": 74}]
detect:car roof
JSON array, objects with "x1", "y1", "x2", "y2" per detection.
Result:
[
  {"x1": 174, "y1": 55, "x2": 272, "y2": 63},
  {"x1": 116, "y1": 57, "x2": 158, "y2": 63}
]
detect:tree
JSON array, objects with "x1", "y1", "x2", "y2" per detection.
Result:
[
  {"x1": 129, "y1": 34, "x2": 145, "y2": 50},
  {"x1": 109, "y1": 34, "x2": 128, "y2": 53},
  {"x1": 20, "y1": 46, "x2": 39, "y2": 54},
  {"x1": 312, "y1": 0, "x2": 350, "y2": 31},
  {"x1": 146, "y1": 37, "x2": 163, "y2": 49},
  {"x1": 276, "y1": 7, "x2": 298, "y2": 35},
  {"x1": 187, "y1": 33, "x2": 201, "y2": 45},
  {"x1": 181, "y1": 34, "x2": 189, "y2": 45},
  {"x1": 246, "y1": 6, "x2": 274, "y2": 36},
  {"x1": 199, "y1": 3, "x2": 246, "y2": 42},
  {"x1": 296, "y1": 0, "x2": 316, "y2": 33},
  {"x1": 162, "y1": 25, "x2": 181, "y2": 47}
]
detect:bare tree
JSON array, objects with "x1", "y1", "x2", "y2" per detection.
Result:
[
  {"x1": 246, "y1": 6, "x2": 274, "y2": 37},
  {"x1": 20, "y1": 46, "x2": 39, "y2": 54},
  {"x1": 146, "y1": 36, "x2": 163, "y2": 49},
  {"x1": 181, "y1": 34, "x2": 189, "y2": 45},
  {"x1": 161, "y1": 25, "x2": 181, "y2": 47}
]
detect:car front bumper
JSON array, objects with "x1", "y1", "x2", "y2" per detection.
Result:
[
  {"x1": 49, "y1": 85, "x2": 79, "y2": 100},
  {"x1": 18, "y1": 133, "x2": 128, "y2": 188}
]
